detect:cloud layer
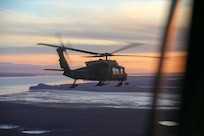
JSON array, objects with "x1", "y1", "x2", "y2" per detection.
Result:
[
  {"x1": 0, "y1": 0, "x2": 192, "y2": 73},
  {"x1": 0, "y1": 0, "x2": 192, "y2": 48}
]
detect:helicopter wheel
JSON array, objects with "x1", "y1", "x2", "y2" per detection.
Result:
[
  {"x1": 70, "y1": 79, "x2": 78, "y2": 88},
  {"x1": 115, "y1": 81, "x2": 129, "y2": 87},
  {"x1": 70, "y1": 84, "x2": 78, "y2": 88},
  {"x1": 96, "y1": 80, "x2": 109, "y2": 86}
]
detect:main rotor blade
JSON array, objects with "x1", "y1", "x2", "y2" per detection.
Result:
[
  {"x1": 44, "y1": 69, "x2": 64, "y2": 71},
  {"x1": 37, "y1": 43, "x2": 99, "y2": 55},
  {"x1": 111, "y1": 54, "x2": 161, "y2": 58},
  {"x1": 64, "y1": 47, "x2": 99, "y2": 55},
  {"x1": 111, "y1": 43, "x2": 143, "y2": 54},
  {"x1": 37, "y1": 43, "x2": 59, "y2": 48},
  {"x1": 83, "y1": 54, "x2": 161, "y2": 59},
  {"x1": 83, "y1": 55, "x2": 104, "y2": 58}
]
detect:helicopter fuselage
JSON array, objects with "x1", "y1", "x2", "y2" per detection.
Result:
[{"x1": 63, "y1": 59, "x2": 127, "y2": 81}]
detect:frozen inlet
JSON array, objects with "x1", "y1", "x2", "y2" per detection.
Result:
[
  {"x1": 0, "y1": 124, "x2": 19, "y2": 129},
  {"x1": 158, "y1": 121, "x2": 179, "y2": 127},
  {"x1": 22, "y1": 130, "x2": 49, "y2": 134}
]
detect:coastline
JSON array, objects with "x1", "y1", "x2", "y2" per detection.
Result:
[
  {"x1": 0, "y1": 74, "x2": 182, "y2": 135},
  {"x1": 29, "y1": 74, "x2": 183, "y2": 93}
]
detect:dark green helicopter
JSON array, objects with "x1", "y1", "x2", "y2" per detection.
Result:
[{"x1": 37, "y1": 36, "x2": 156, "y2": 88}]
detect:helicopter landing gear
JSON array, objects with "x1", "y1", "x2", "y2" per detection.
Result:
[
  {"x1": 96, "y1": 80, "x2": 109, "y2": 86},
  {"x1": 115, "y1": 80, "x2": 129, "y2": 87},
  {"x1": 70, "y1": 79, "x2": 78, "y2": 88}
]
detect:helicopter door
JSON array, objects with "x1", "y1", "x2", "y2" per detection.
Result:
[
  {"x1": 112, "y1": 68, "x2": 117, "y2": 75},
  {"x1": 112, "y1": 67, "x2": 120, "y2": 79},
  {"x1": 112, "y1": 67, "x2": 124, "y2": 75},
  {"x1": 112, "y1": 67, "x2": 127, "y2": 80}
]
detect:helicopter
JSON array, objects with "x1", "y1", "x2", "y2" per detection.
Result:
[{"x1": 37, "y1": 37, "x2": 157, "y2": 88}]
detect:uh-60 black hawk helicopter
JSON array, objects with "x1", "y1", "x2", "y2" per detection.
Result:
[{"x1": 37, "y1": 38, "x2": 156, "y2": 88}]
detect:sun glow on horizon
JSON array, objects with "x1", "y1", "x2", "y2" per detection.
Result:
[{"x1": 0, "y1": 51, "x2": 187, "y2": 74}]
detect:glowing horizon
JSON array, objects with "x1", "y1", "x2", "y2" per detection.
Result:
[{"x1": 0, "y1": 51, "x2": 187, "y2": 74}]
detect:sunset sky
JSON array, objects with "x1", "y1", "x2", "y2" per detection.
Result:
[{"x1": 0, "y1": 0, "x2": 192, "y2": 74}]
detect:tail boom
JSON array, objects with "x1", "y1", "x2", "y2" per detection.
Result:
[{"x1": 57, "y1": 47, "x2": 70, "y2": 71}]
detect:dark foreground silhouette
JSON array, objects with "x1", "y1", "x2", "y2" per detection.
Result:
[{"x1": 0, "y1": 101, "x2": 179, "y2": 136}]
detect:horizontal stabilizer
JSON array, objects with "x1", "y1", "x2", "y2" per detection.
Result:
[{"x1": 44, "y1": 69, "x2": 64, "y2": 71}]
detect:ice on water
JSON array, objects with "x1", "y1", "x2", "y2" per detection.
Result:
[
  {"x1": 0, "y1": 89, "x2": 180, "y2": 109},
  {"x1": 0, "y1": 75, "x2": 180, "y2": 109}
]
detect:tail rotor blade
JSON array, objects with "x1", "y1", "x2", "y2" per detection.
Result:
[
  {"x1": 64, "y1": 41, "x2": 73, "y2": 64},
  {"x1": 55, "y1": 32, "x2": 64, "y2": 46},
  {"x1": 66, "y1": 40, "x2": 72, "y2": 47},
  {"x1": 65, "y1": 40, "x2": 73, "y2": 55}
]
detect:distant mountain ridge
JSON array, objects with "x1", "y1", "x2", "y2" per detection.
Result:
[{"x1": 0, "y1": 62, "x2": 61, "y2": 77}]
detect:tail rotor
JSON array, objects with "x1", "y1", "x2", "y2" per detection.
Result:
[{"x1": 55, "y1": 33, "x2": 67, "y2": 53}]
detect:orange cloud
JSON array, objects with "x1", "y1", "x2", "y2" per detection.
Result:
[{"x1": 0, "y1": 51, "x2": 186, "y2": 74}]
